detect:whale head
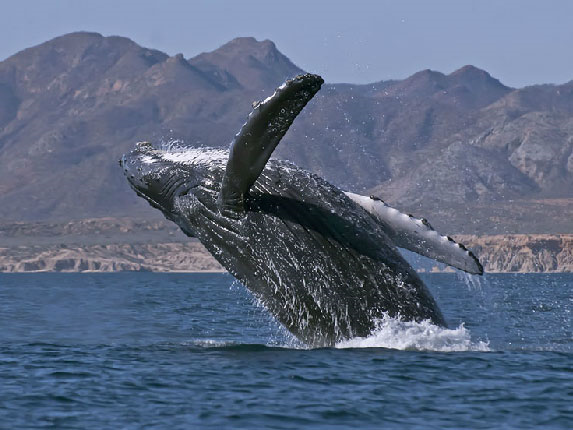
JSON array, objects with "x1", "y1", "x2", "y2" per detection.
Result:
[{"x1": 120, "y1": 142, "x2": 228, "y2": 216}]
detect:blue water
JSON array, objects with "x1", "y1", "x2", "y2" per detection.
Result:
[{"x1": 0, "y1": 273, "x2": 571, "y2": 429}]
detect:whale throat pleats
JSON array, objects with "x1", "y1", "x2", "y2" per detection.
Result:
[
  {"x1": 218, "y1": 74, "x2": 323, "y2": 216},
  {"x1": 345, "y1": 192, "x2": 484, "y2": 275}
]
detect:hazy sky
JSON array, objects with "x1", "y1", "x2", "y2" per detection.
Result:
[{"x1": 2, "y1": 0, "x2": 572, "y2": 88}]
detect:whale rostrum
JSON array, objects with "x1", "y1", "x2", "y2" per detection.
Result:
[{"x1": 121, "y1": 73, "x2": 483, "y2": 347}]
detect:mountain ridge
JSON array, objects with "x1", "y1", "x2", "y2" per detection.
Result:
[{"x1": 0, "y1": 32, "x2": 572, "y2": 234}]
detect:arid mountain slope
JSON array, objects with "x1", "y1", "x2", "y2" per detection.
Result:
[{"x1": 0, "y1": 32, "x2": 572, "y2": 234}]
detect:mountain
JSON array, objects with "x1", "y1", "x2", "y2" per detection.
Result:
[
  {"x1": 189, "y1": 37, "x2": 303, "y2": 90},
  {"x1": 0, "y1": 32, "x2": 572, "y2": 234},
  {"x1": 0, "y1": 32, "x2": 263, "y2": 220}
]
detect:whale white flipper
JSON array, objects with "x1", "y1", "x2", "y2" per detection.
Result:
[{"x1": 345, "y1": 192, "x2": 483, "y2": 275}]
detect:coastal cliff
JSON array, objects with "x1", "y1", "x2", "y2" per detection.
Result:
[
  {"x1": 454, "y1": 234, "x2": 573, "y2": 273},
  {"x1": 1, "y1": 219, "x2": 571, "y2": 273},
  {"x1": 0, "y1": 242, "x2": 223, "y2": 273},
  {"x1": 0, "y1": 218, "x2": 222, "y2": 272}
]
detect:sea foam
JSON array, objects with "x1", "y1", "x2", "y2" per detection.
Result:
[{"x1": 336, "y1": 315, "x2": 490, "y2": 352}]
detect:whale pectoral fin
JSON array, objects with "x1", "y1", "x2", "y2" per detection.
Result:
[
  {"x1": 345, "y1": 192, "x2": 484, "y2": 275},
  {"x1": 218, "y1": 73, "x2": 324, "y2": 216}
]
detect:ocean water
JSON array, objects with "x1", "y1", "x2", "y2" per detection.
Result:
[{"x1": 0, "y1": 273, "x2": 571, "y2": 429}]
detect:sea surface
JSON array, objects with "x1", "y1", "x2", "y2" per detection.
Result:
[{"x1": 0, "y1": 272, "x2": 571, "y2": 429}]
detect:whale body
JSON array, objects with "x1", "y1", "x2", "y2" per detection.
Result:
[{"x1": 121, "y1": 74, "x2": 482, "y2": 347}]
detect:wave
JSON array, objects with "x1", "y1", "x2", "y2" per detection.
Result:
[
  {"x1": 336, "y1": 315, "x2": 490, "y2": 352},
  {"x1": 183, "y1": 340, "x2": 295, "y2": 352}
]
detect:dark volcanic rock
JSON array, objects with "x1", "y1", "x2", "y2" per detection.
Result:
[{"x1": 0, "y1": 32, "x2": 572, "y2": 234}]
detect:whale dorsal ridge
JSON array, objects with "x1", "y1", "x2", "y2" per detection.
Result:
[{"x1": 218, "y1": 73, "x2": 323, "y2": 216}]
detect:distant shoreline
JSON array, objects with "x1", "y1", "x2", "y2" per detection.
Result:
[
  {"x1": 1, "y1": 217, "x2": 571, "y2": 274},
  {"x1": 1, "y1": 234, "x2": 572, "y2": 274},
  {"x1": 2, "y1": 269, "x2": 571, "y2": 275}
]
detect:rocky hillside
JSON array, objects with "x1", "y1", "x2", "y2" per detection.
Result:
[
  {"x1": 455, "y1": 234, "x2": 573, "y2": 273},
  {"x1": 0, "y1": 32, "x2": 572, "y2": 235},
  {"x1": 1, "y1": 217, "x2": 570, "y2": 273},
  {"x1": 0, "y1": 242, "x2": 223, "y2": 273},
  {"x1": 0, "y1": 218, "x2": 222, "y2": 272}
]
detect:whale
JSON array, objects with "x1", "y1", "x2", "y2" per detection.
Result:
[{"x1": 120, "y1": 73, "x2": 482, "y2": 347}]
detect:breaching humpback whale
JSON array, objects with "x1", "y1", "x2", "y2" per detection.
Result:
[{"x1": 121, "y1": 74, "x2": 482, "y2": 347}]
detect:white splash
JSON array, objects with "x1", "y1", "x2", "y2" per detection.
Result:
[
  {"x1": 186, "y1": 339, "x2": 234, "y2": 348},
  {"x1": 456, "y1": 271, "x2": 485, "y2": 292},
  {"x1": 159, "y1": 138, "x2": 185, "y2": 151},
  {"x1": 336, "y1": 315, "x2": 490, "y2": 352},
  {"x1": 159, "y1": 148, "x2": 228, "y2": 166},
  {"x1": 140, "y1": 155, "x2": 156, "y2": 165}
]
